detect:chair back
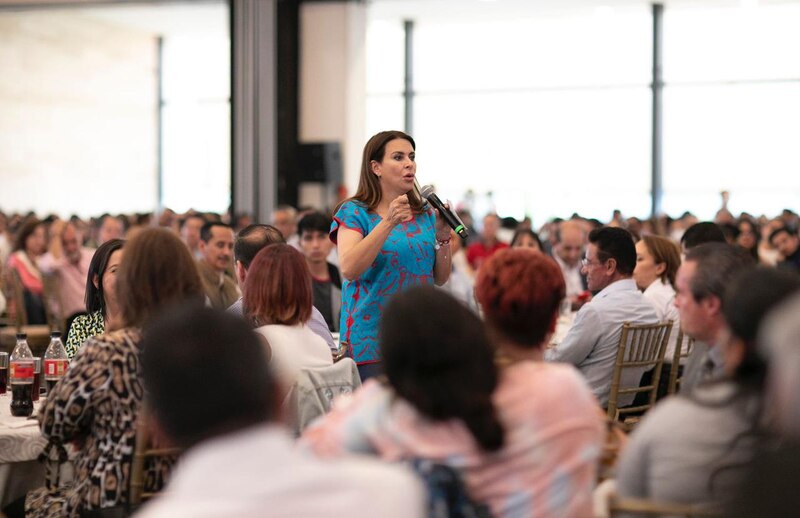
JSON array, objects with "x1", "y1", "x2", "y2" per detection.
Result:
[
  {"x1": 129, "y1": 406, "x2": 181, "y2": 506},
  {"x1": 668, "y1": 329, "x2": 695, "y2": 395},
  {"x1": 606, "y1": 321, "x2": 672, "y2": 426},
  {"x1": 284, "y1": 358, "x2": 361, "y2": 436},
  {"x1": 609, "y1": 496, "x2": 722, "y2": 517}
]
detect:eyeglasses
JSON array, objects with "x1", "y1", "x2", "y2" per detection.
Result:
[{"x1": 581, "y1": 257, "x2": 606, "y2": 268}]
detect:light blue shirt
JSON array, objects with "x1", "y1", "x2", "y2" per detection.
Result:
[
  {"x1": 545, "y1": 278, "x2": 659, "y2": 407},
  {"x1": 227, "y1": 297, "x2": 337, "y2": 353}
]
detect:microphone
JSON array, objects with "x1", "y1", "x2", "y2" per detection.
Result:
[{"x1": 419, "y1": 185, "x2": 469, "y2": 239}]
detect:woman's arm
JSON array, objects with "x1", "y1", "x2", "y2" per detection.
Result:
[{"x1": 338, "y1": 196, "x2": 412, "y2": 281}]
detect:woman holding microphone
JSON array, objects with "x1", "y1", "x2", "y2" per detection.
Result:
[{"x1": 332, "y1": 130, "x2": 451, "y2": 380}]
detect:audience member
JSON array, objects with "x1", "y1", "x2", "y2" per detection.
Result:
[
  {"x1": 675, "y1": 243, "x2": 754, "y2": 393},
  {"x1": 18, "y1": 229, "x2": 204, "y2": 517},
  {"x1": 680, "y1": 221, "x2": 726, "y2": 252},
  {"x1": 243, "y1": 243, "x2": 333, "y2": 390},
  {"x1": 510, "y1": 228, "x2": 544, "y2": 251},
  {"x1": 134, "y1": 305, "x2": 423, "y2": 518},
  {"x1": 179, "y1": 213, "x2": 206, "y2": 261},
  {"x1": 545, "y1": 227, "x2": 659, "y2": 406},
  {"x1": 64, "y1": 239, "x2": 124, "y2": 358},
  {"x1": 95, "y1": 214, "x2": 124, "y2": 246},
  {"x1": 271, "y1": 205, "x2": 299, "y2": 246},
  {"x1": 632, "y1": 235, "x2": 683, "y2": 398},
  {"x1": 465, "y1": 213, "x2": 507, "y2": 271},
  {"x1": 769, "y1": 225, "x2": 800, "y2": 273},
  {"x1": 6, "y1": 219, "x2": 48, "y2": 325},
  {"x1": 304, "y1": 279, "x2": 603, "y2": 517},
  {"x1": 197, "y1": 222, "x2": 239, "y2": 310},
  {"x1": 37, "y1": 222, "x2": 94, "y2": 331},
  {"x1": 617, "y1": 267, "x2": 800, "y2": 507},
  {"x1": 735, "y1": 218, "x2": 761, "y2": 263},
  {"x1": 297, "y1": 212, "x2": 341, "y2": 332},
  {"x1": 551, "y1": 220, "x2": 590, "y2": 309},
  {"x1": 228, "y1": 224, "x2": 335, "y2": 350}
]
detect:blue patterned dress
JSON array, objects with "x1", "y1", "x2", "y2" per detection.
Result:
[{"x1": 331, "y1": 200, "x2": 436, "y2": 364}]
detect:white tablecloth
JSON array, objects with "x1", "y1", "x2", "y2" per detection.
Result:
[
  {"x1": 0, "y1": 393, "x2": 47, "y2": 507},
  {"x1": 0, "y1": 393, "x2": 45, "y2": 463}
]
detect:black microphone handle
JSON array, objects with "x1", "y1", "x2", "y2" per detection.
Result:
[{"x1": 427, "y1": 193, "x2": 469, "y2": 239}]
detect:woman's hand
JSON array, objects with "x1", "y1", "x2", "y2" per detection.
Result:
[{"x1": 386, "y1": 195, "x2": 413, "y2": 226}]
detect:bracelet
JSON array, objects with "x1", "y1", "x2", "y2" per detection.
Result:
[{"x1": 435, "y1": 238, "x2": 451, "y2": 250}]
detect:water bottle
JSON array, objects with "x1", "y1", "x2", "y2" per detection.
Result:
[
  {"x1": 43, "y1": 331, "x2": 69, "y2": 394},
  {"x1": 9, "y1": 333, "x2": 34, "y2": 417}
]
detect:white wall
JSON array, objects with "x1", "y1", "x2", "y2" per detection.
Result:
[
  {"x1": 299, "y1": 2, "x2": 366, "y2": 194},
  {"x1": 0, "y1": 10, "x2": 158, "y2": 217}
]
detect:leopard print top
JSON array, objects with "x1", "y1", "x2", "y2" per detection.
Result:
[{"x1": 25, "y1": 327, "x2": 171, "y2": 517}]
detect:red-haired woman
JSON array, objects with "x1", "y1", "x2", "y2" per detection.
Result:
[{"x1": 243, "y1": 243, "x2": 332, "y2": 388}]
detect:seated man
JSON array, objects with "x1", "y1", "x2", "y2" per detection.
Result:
[
  {"x1": 179, "y1": 213, "x2": 206, "y2": 261},
  {"x1": 297, "y1": 212, "x2": 341, "y2": 332},
  {"x1": 675, "y1": 243, "x2": 754, "y2": 393},
  {"x1": 137, "y1": 305, "x2": 424, "y2": 518},
  {"x1": 37, "y1": 222, "x2": 94, "y2": 329},
  {"x1": 545, "y1": 227, "x2": 659, "y2": 407},
  {"x1": 551, "y1": 220, "x2": 590, "y2": 309},
  {"x1": 197, "y1": 222, "x2": 240, "y2": 310}
]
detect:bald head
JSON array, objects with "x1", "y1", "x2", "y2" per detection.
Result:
[{"x1": 555, "y1": 221, "x2": 586, "y2": 267}]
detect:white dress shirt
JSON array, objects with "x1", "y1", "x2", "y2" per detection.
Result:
[
  {"x1": 553, "y1": 253, "x2": 584, "y2": 298},
  {"x1": 134, "y1": 425, "x2": 425, "y2": 518},
  {"x1": 545, "y1": 278, "x2": 659, "y2": 407},
  {"x1": 642, "y1": 279, "x2": 683, "y2": 363}
]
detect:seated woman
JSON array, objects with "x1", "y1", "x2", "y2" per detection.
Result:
[
  {"x1": 6, "y1": 219, "x2": 47, "y2": 325},
  {"x1": 14, "y1": 229, "x2": 204, "y2": 518},
  {"x1": 243, "y1": 243, "x2": 332, "y2": 390},
  {"x1": 617, "y1": 267, "x2": 800, "y2": 507},
  {"x1": 64, "y1": 238, "x2": 124, "y2": 358},
  {"x1": 303, "y1": 248, "x2": 604, "y2": 517},
  {"x1": 632, "y1": 234, "x2": 682, "y2": 398},
  {"x1": 510, "y1": 228, "x2": 544, "y2": 252}
]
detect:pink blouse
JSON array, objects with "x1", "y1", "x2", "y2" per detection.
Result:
[{"x1": 301, "y1": 362, "x2": 605, "y2": 517}]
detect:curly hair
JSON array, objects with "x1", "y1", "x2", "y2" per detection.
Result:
[{"x1": 475, "y1": 248, "x2": 566, "y2": 347}]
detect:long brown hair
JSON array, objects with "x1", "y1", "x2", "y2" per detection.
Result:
[
  {"x1": 118, "y1": 228, "x2": 204, "y2": 328},
  {"x1": 342, "y1": 130, "x2": 425, "y2": 213}
]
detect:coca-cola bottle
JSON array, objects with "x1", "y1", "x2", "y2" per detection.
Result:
[
  {"x1": 9, "y1": 333, "x2": 34, "y2": 417},
  {"x1": 43, "y1": 332, "x2": 69, "y2": 394}
]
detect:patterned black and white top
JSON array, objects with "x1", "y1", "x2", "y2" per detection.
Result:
[
  {"x1": 26, "y1": 327, "x2": 171, "y2": 517},
  {"x1": 64, "y1": 311, "x2": 104, "y2": 359}
]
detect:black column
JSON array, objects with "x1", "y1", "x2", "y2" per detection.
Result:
[{"x1": 276, "y1": 0, "x2": 301, "y2": 209}]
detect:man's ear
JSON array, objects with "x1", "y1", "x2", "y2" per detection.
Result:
[
  {"x1": 235, "y1": 261, "x2": 247, "y2": 286},
  {"x1": 606, "y1": 257, "x2": 618, "y2": 276},
  {"x1": 702, "y1": 294, "x2": 723, "y2": 318}
]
